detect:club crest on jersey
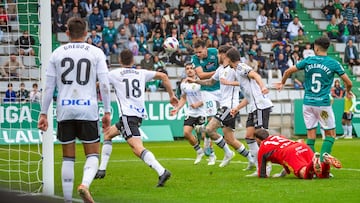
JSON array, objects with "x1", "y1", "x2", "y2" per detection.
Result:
[{"x1": 61, "y1": 99, "x2": 90, "y2": 106}]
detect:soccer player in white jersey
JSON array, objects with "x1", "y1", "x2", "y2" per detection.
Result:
[
  {"x1": 222, "y1": 47, "x2": 273, "y2": 176},
  {"x1": 38, "y1": 17, "x2": 111, "y2": 203},
  {"x1": 187, "y1": 45, "x2": 255, "y2": 167},
  {"x1": 170, "y1": 63, "x2": 217, "y2": 165},
  {"x1": 95, "y1": 49, "x2": 178, "y2": 187}
]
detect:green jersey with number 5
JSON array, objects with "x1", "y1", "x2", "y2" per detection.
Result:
[{"x1": 296, "y1": 55, "x2": 345, "y2": 106}]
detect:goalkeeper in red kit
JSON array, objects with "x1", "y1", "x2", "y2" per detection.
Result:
[{"x1": 254, "y1": 129, "x2": 342, "y2": 179}]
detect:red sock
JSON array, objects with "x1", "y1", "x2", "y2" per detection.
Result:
[
  {"x1": 303, "y1": 161, "x2": 314, "y2": 179},
  {"x1": 319, "y1": 163, "x2": 330, "y2": 179}
]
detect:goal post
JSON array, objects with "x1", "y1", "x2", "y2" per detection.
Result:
[
  {"x1": 0, "y1": 0, "x2": 53, "y2": 196},
  {"x1": 39, "y1": 0, "x2": 54, "y2": 196}
]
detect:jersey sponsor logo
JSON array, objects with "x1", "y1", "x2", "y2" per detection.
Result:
[
  {"x1": 205, "y1": 62, "x2": 215, "y2": 70},
  {"x1": 130, "y1": 104, "x2": 145, "y2": 114},
  {"x1": 61, "y1": 99, "x2": 90, "y2": 106}
]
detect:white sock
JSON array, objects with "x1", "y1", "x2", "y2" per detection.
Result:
[
  {"x1": 81, "y1": 154, "x2": 99, "y2": 188},
  {"x1": 348, "y1": 125, "x2": 353, "y2": 136},
  {"x1": 214, "y1": 136, "x2": 232, "y2": 154},
  {"x1": 193, "y1": 143, "x2": 203, "y2": 154},
  {"x1": 99, "y1": 140, "x2": 112, "y2": 170},
  {"x1": 141, "y1": 149, "x2": 165, "y2": 176},
  {"x1": 203, "y1": 136, "x2": 211, "y2": 148},
  {"x1": 342, "y1": 125, "x2": 348, "y2": 135},
  {"x1": 62, "y1": 158, "x2": 75, "y2": 202},
  {"x1": 247, "y1": 141, "x2": 259, "y2": 162}
]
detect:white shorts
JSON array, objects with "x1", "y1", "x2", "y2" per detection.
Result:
[
  {"x1": 303, "y1": 105, "x2": 335, "y2": 130},
  {"x1": 201, "y1": 90, "x2": 221, "y2": 117}
]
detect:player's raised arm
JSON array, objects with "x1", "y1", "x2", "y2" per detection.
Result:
[
  {"x1": 275, "y1": 66, "x2": 298, "y2": 90},
  {"x1": 194, "y1": 66, "x2": 215, "y2": 79}
]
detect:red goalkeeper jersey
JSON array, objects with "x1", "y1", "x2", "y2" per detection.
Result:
[{"x1": 258, "y1": 135, "x2": 314, "y2": 178}]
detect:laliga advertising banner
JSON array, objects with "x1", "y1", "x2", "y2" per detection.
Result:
[{"x1": 0, "y1": 101, "x2": 185, "y2": 145}]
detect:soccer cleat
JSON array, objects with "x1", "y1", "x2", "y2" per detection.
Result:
[
  {"x1": 344, "y1": 135, "x2": 353, "y2": 139},
  {"x1": 94, "y1": 170, "x2": 106, "y2": 179},
  {"x1": 157, "y1": 170, "x2": 171, "y2": 187},
  {"x1": 77, "y1": 184, "x2": 95, "y2": 203},
  {"x1": 313, "y1": 152, "x2": 322, "y2": 177},
  {"x1": 194, "y1": 151, "x2": 205, "y2": 164},
  {"x1": 207, "y1": 154, "x2": 217, "y2": 165},
  {"x1": 245, "y1": 171, "x2": 258, "y2": 177},
  {"x1": 219, "y1": 151, "x2": 235, "y2": 167},
  {"x1": 243, "y1": 161, "x2": 256, "y2": 171},
  {"x1": 272, "y1": 169, "x2": 287, "y2": 178},
  {"x1": 323, "y1": 153, "x2": 342, "y2": 169}
]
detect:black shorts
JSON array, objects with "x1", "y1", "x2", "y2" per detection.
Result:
[
  {"x1": 57, "y1": 120, "x2": 99, "y2": 144},
  {"x1": 342, "y1": 112, "x2": 353, "y2": 120},
  {"x1": 115, "y1": 116, "x2": 142, "y2": 140},
  {"x1": 184, "y1": 116, "x2": 206, "y2": 127},
  {"x1": 215, "y1": 106, "x2": 236, "y2": 129},
  {"x1": 246, "y1": 107, "x2": 272, "y2": 129}
]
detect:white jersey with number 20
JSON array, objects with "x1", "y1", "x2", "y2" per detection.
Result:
[
  {"x1": 109, "y1": 68, "x2": 156, "y2": 118},
  {"x1": 46, "y1": 43, "x2": 108, "y2": 121}
]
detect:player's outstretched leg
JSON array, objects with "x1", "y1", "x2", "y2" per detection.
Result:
[
  {"x1": 323, "y1": 153, "x2": 342, "y2": 169},
  {"x1": 312, "y1": 152, "x2": 322, "y2": 177},
  {"x1": 95, "y1": 140, "x2": 113, "y2": 179}
]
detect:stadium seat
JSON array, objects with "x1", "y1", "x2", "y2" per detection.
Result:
[
  {"x1": 352, "y1": 65, "x2": 360, "y2": 76},
  {"x1": 57, "y1": 32, "x2": 69, "y2": 43},
  {"x1": 23, "y1": 56, "x2": 36, "y2": 67},
  {"x1": 334, "y1": 43, "x2": 346, "y2": 53},
  {"x1": 166, "y1": 66, "x2": 178, "y2": 78},
  {"x1": 288, "y1": 90, "x2": 302, "y2": 100},
  {"x1": 314, "y1": 1, "x2": 325, "y2": 9},
  {"x1": 261, "y1": 43, "x2": 272, "y2": 53},
  {"x1": 239, "y1": 11, "x2": 249, "y2": 20},
  {"x1": 248, "y1": 11, "x2": 258, "y2": 20},
  {"x1": 303, "y1": 1, "x2": 314, "y2": 9},
  {"x1": 134, "y1": 56, "x2": 143, "y2": 64},
  {"x1": 317, "y1": 20, "x2": 329, "y2": 30},
  {"x1": 244, "y1": 21, "x2": 256, "y2": 31},
  {"x1": 309, "y1": 10, "x2": 324, "y2": 20}
]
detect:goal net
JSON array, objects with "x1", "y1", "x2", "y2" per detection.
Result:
[{"x1": 0, "y1": 0, "x2": 52, "y2": 195}]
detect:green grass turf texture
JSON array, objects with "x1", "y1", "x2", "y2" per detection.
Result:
[{"x1": 1, "y1": 139, "x2": 360, "y2": 202}]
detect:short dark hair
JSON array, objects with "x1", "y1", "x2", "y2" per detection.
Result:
[
  {"x1": 67, "y1": 17, "x2": 86, "y2": 39},
  {"x1": 193, "y1": 39, "x2": 206, "y2": 49},
  {"x1": 225, "y1": 47, "x2": 240, "y2": 62},
  {"x1": 314, "y1": 36, "x2": 330, "y2": 50},
  {"x1": 254, "y1": 129, "x2": 270, "y2": 141},
  {"x1": 32, "y1": 83, "x2": 38, "y2": 88},
  {"x1": 218, "y1": 45, "x2": 232, "y2": 54},
  {"x1": 8, "y1": 83, "x2": 13, "y2": 87},
  {"x1": 119, "y1": 49, "x2": 133, "y2": 66}
]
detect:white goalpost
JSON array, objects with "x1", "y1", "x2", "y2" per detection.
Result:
[
  {"x1": 40, "y1": 0, "x2": 54, "y2": 196},
  {"x1": 0, "y1": 0, "x2": 53, "y2": 196}
]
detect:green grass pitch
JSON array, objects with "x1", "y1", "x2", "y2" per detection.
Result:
[{"x1": 1, "y1": 139, "x2": 360, "y2": 202}]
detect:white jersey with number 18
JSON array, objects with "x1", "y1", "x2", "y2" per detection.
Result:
[
  {"x1": 109, "y1": 68, "x2": 156, "y2": 118},
  {"x1": 46, "y1": 42, "x2": 108, "y2": 121}
]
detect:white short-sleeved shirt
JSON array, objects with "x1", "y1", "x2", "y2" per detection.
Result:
[
  {"x1": 109, "y1": 68, "x2": 156, "y2": 118},
  {"x1": 180, "y1": 81, "x2": 206, "y2": 117},
  {"x1": 235, "y1": 63, "x2": 273, "y2": 113},
  {"x1": 212, "y1": 65, "x2": 240, "y2": 108},
  {"x1": 47, "y1": 43, "x2": 108, "y2": 121}
]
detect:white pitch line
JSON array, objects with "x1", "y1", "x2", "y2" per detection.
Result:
[{"x1": 51, "y1": 158, "x2": 360, "y2": 172}]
